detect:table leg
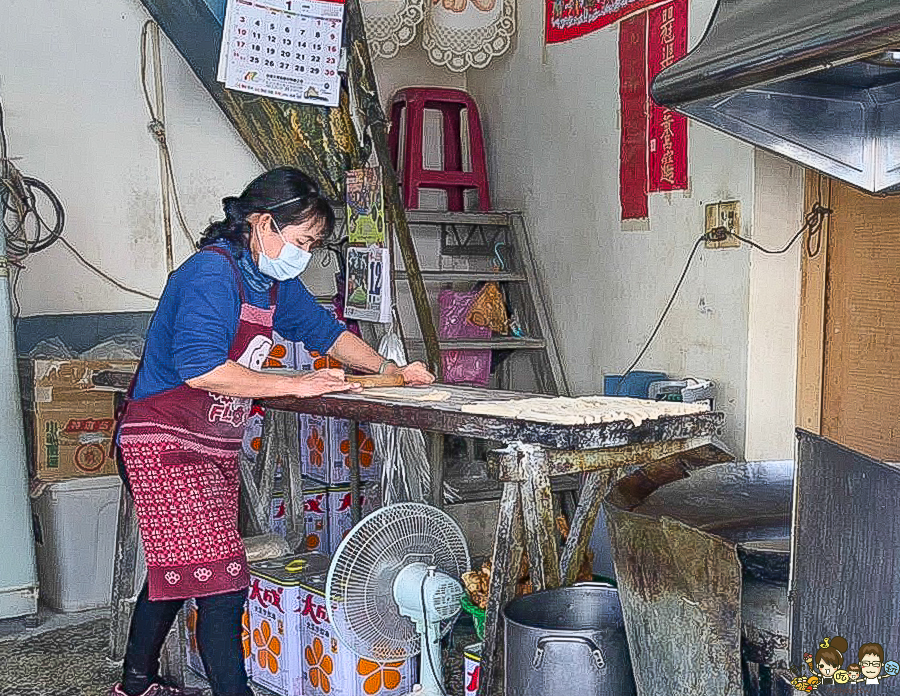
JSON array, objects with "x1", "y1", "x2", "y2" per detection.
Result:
[
  {"x1": 348, "y1": 420, "x2": 362, "y2": 524},
  {"x1": 429, "y1": 432, "x2": 444, "y2": 509},
  {"x1": 518, "y1": 444, "x2": 561, "y2": 591},
  {"x1": 559, "y1": 469, "x2": 620, "y2": 585},
  {"x1": 280, "y1": 410, "x2": 304, "y2": 552},
  {"x1": 108, "y1": 484, "x2": 139, "y2": 661},
  {"x1": 478, "y1": 481, "x2": 525, "y2": 696}
]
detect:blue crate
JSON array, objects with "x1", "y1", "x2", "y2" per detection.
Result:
[{"x1": 603, "y1": 371, "x2": 668, "y2": 398}]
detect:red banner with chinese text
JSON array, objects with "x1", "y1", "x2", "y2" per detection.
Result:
[
  {"x1": 547, "y1": 0, "x2": 661, "y2": 44},
  {"x1": 619, "y1": 11, "x2": 649, "y2": 220},
  {"x1": 647, "y1": 0, "x2": 688, "y2": 191}
]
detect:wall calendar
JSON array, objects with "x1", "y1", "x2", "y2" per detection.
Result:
[{"x1": 218, "y1": 0, "x2": 344, "y2": 107}]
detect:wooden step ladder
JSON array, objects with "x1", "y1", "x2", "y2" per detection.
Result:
[{"x1": 387, "y1": 209, "x2": 572, "y2": 509}]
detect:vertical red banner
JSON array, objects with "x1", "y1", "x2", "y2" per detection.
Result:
[
  {"x1": 647, "y1": 0, "x2": 688, "y2": 191},
  {"x1": 619, "y1": 11, "x2": 649, "y2": 220}
]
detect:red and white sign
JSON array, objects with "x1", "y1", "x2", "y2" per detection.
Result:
[
  {"x1": 546, "y1": 0, "x2": 660, "y2": 44},
  {"x1": 648, "y1": 0, "x2": 688, "y2": 192},
  {"x1": 618, "y1": 0, "x2": 688, "y2": 220}
]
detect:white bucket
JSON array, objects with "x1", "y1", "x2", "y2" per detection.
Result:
[{"x1": 32, "y1": 475, "x2": 122, "y2": 611}]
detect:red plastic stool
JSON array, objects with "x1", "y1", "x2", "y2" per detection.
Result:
[{"x1": 388, "y1": 87, "x2": 491, "y2": 212}]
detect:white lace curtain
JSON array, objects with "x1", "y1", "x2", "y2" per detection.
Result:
[{"x1": 361, "y1": 0, "x2": 516, "y2": 71}]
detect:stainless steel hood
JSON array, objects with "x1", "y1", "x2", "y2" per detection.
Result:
[{"x1": 651, "y1": 0, "x2": 900, "y2": 192}]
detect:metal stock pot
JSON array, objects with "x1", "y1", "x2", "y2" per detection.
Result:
[{"x1": 503, "y1": 583, "x2": 636, "y2": 696}]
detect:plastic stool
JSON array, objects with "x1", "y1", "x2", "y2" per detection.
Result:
[{"x1": 388, "y1": 87, "x2": 491, "y2": 212}]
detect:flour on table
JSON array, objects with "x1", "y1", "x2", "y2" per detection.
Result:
[
  {"x1": 362, "y1": 387, "x2": 453, "y2": 402},
  {"x1": 458, "y1": 396, "x2": 708, "y2": 426}
]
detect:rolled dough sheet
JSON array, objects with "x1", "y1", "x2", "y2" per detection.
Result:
[
  {"x1": 362, "y1": 387, "x2": 454, "y2": 402},
  {"x1": 458, "y1": 395, "x2": 708, "y2": 426}
]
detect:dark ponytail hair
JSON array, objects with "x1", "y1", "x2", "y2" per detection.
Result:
[
  {"x1": 816, "y1": 636, "x2": 849, "y2": 669},
  {"x1": 199, "y1": 167, "x2": 335, "y2": 255}
]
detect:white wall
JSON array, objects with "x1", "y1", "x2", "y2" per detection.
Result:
[
  {"x1": 2, "y1": 0, "x2": 804, "y2": 457},
  {"x1": 1, "y1": 0, "x2": 258, "y2": 314},
  {"x1": 0, "y1": 0, "x2": 460, "y2": 313},
  {"x1": 466, "y1": 0, "x2": 803, "y2": 458},
  {"x1": 745, "y1": 151, "x2": 803, "y2": 460}
]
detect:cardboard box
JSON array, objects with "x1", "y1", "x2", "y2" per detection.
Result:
[
  {"x1": 241, "y1": 405, "x2": 266, "y2": 462},
  {"x1": 295, "y1": 303, "x2": 343, "y2": 372},
  {"x1": 184, "y1": 597, "x2": 253, "y2": 679},
  {"x1": 329, "y1": 419, "x2": 382, "y2": 486},
  {"x1": 248, "y1": 554, "x2": 333, "y2": 696},
  {"x1": 301, "y1": 414, "x2": 331, "y2": 483},
  {"x1": 297, "y1": 567, "x2": 417, "y2": 696},
  {"x1": 301, "y1": 416, "x2": 381, "y2": 486},
  {"x1": 18, "y1": 358, "x2": 138, "y2": 481},
  {"x1": 464, "y1": 643, "x2": 481, "y2": 696},
  {"x1": 265, "y1": 331, "x2": 296, "y2": 370},
  {"x1": 326, "y1": 484, "x2": 381, "y2": 555},
  {"x1": 303, "y1": 485, "x2": 329, "y2": 553},
  {"x1": 270, "y1": 492, "x2": 287, "y2": 539}
]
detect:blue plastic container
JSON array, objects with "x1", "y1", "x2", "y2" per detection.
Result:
[{"x1": 603, "y1": 371, "x2": 667, "y2": 398}]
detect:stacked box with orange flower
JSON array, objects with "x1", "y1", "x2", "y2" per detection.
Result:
[
  {"x1": 464, "y1": 643, "x2": 481, "y2": 696},
  {"x1": 298, "y1": 574, "x2": 417, "y2": 696},
  {"x1": 326, "y1": 484, "x2": 381, "y2": 555},
  {"x1": 266, "y1": 331, "x2": 296, "y2": 371},
  {"x1": 300, "y1": 485, "x2": 329, "y2": 553},
  {"x1": 247, "y1": 554, "x2": 333, "y2": 696},
  {"x1": 183, "y1": 597, "x2": 253, "y2": 680},
  {"x1": 300, "y1": 415, "x2": 382, "y2": 486},
  {"x1": 328, "y1": 419, "x2": 382, "y2": 486}
]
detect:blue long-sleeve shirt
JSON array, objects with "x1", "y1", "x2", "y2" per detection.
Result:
[{"x1": 132, "y1": 242, "x2": 345, "y2": 400}]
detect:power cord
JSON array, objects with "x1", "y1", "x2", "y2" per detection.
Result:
[
  {"x1": 615, "y1": 200, "x2": 833, "y2": 394},
  {"x1": 708, "y1": 201, "x2": 832, "y2": 256},
  {"x1": 614, "y1": 235, "x2": 704, "y2": 395},
  {"x1": 420, "y1": 573, "x2": 450, "y2": 696},
  {"x1": 0, "y1": 96, "x2": 159, "y2": 306},
  {"x1": 140, "y1": 20, "x2": 198, "y2": 253}
]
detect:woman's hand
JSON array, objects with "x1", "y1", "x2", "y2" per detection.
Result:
[
  {"x1": 396, "y1": 361, "x2": 436, "y2": 386},
  {"x1": 290, "y1": 368, "x2": 362, "y2": 398}
]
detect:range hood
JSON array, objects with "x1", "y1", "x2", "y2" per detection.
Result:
[{"x1": 651, "y1": 0, "x2": 900, "y2": 192}]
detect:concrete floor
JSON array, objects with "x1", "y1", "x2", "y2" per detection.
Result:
[{"x1": 0, "y1": 603, "x2": 474, "y2": 696}]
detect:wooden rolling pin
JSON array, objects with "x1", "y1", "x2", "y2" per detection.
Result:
[{"x1": 349, "y1": 373, "x2": 405, "y2": 388}]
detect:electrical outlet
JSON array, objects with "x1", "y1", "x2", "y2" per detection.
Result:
[{"x1": 704, "y1": 200, "x2": 741, "y2": 248}]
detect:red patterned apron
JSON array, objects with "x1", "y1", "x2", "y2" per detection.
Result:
[{"x1": 119, "y1": 246, "x2": 277, "y2": 600}]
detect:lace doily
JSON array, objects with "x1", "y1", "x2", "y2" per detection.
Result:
[
  {"x1": 361, "y1": 0, "x2": 426, "y2": 59},
  {"x1": 422, "y1": 0, "x2": 516, "y2": 72}
]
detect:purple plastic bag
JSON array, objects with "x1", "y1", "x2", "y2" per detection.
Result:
[{"x1": 439, "y1": 289, "x2": 491, "y2": 386}]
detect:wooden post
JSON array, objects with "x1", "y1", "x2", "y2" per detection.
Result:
[
  {"x1": 342, "y1": 0, "x2": 443, "y2": 378},
  {"x1": 348, "y1": 419, "x2": 362, "y2": 524},
  {"x1": 108, "y1": 486, "x2": 140, "y2": 661},
  {"x1": 478, "y1": 482, "x2": 525, "y2": 696},
  {"x1": 516, "y1": 444, "x2": 561, "y2": 592},
  {"x1": 559, "y1": 469, "x2": 618, "y2": 585}
]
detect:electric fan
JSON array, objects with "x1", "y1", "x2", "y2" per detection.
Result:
[{"x1": 325, "y1": 502, "x2": 471, "y2": 696}]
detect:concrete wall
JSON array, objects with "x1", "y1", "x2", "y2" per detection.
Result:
[
  {"x1": 0, "y1": 0, "x2": 461, "y2": 314},
  {"x1": 745, "y1": 151, "x2": 803, "y2": 460},
  {"x1": 2, "y1": 0, "x2": 804, "y2": 458},
  {"x1": 466, "y1": 0, "x2": 803, "y2": 458}
]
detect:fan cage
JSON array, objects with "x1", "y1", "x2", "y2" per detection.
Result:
[{"x1": 325, "y1": 503, "x2": 470, "y2": 661}]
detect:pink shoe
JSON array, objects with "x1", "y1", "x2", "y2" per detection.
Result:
[{"x1": 108, "y1": 682, "x2": 206, "y2": 696}]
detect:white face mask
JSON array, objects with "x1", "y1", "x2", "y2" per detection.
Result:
[{"x1": 255, "y1": 220, "x2": 312, "y2": 280}]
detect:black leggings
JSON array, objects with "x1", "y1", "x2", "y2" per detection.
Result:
[{"x1": 121, "y1": 582, "x2": 251, "y2": 696}]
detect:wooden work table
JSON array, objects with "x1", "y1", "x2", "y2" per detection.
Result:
[{"x1": 261, "y1": 384, "x2": 726, "y2": 696}]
